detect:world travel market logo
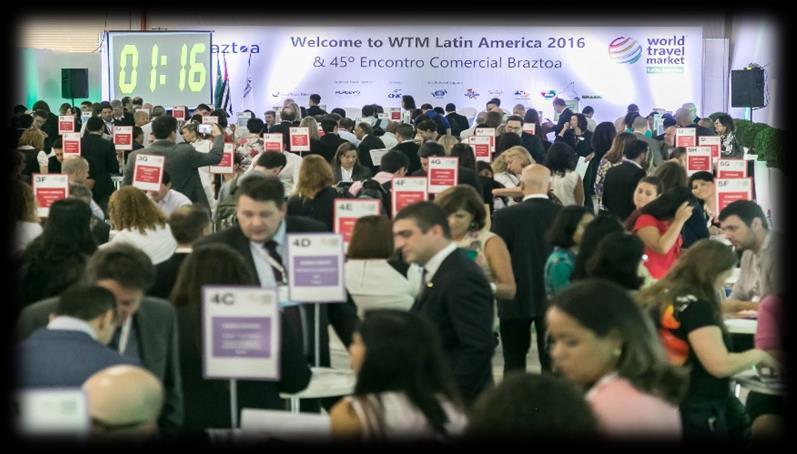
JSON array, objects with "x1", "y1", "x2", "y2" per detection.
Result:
[{"x1": 608, "y1": 36, "x2": 643, "y2": 64}]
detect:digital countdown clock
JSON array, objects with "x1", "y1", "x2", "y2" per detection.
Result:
[{"x1": 107, "y1": 31, "x2": 212, "y2": 108}]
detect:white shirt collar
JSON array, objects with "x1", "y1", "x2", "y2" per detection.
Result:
[
  {"x1": 522, "y1": 193, "x2": 549, "y2": 201},
  {"x1": 421, "y1": 242, "x2": 457, "y2": 282},
  {"x1": 622, "y1": 158, "x2": 643, "y2": 169},
  {"x1": 47, "y1": 316, "x2": 97, "y2": 340}
]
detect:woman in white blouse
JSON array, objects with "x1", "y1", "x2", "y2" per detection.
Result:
[
  {"x1": 332, "y1": 142, "x2": 372, "y2": 185},
  {"x1": 344, "y1": 215, "x2": 420, "y2": 317},
  {"x1": 490, "y1": 146, "x2": 534, "y2": 207},
  {"x1": 104, "y1": 186, "x2": 177, "y2": 264}
]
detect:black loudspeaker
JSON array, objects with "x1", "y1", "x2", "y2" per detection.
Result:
[
  {"x1": 731, "y1": 68, "x2": 765, "y2": 108},
  {"x1": 61, "y1": 68, "x2": 89, "y2": 99}
]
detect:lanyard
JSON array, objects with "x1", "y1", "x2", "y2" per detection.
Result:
[
  {"x1": 252, "y1": 243, "x2": 288, "y2": 284},
  {"x1": 118, "y1": 316, "x2": 132, "y2": 355}
]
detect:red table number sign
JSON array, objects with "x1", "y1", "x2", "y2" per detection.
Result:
[
  {"x1": 686, "y1": 146, "x2": 712, "y2": 175},
  {"x1": 717, "y1": 159, "x2": 747, "y2": 179},
  {"x1": 522, "y1": 123, "x2": 536, "y2": 135},
  {"x1": 468, "y1": 136, "x2": 491, "y2": 162},
  {"x1": 475, "y1": 128, "x2": 496, "y2": 152},
  {"x1": 113, "y1": 126, "x2": 133, "y2": 151},
  {"x1": 676, "y1": 128, "x2": 696, "y2": 147},
  {"x1": 132, "y1": 154, "x2": 165, "y2": 191},
  {"x1": 389, "y1": 108, "x2": 402, "y2": 121},
  {"x1": 699, "y1": 135, "x2": 721, "y2": 162},
  {"x1": 32, "y1": 174, "x2": 69, "y2": 218},
  {"x1": 62, "y1": 133, "x2": 81, "y2": 157},
  {"x1": 263, "y1": 134, "x2": 284, "y2": 152},
  {"x1": 715, "y1": 178, "x2": 752, "y2": 213},
  {"x1": 391, "y1": 177, "x2": 428, "y2": 215},
  {"x1": 334, "y1": 199, "x2": 382, "y2": 246},
  {"x1": 173, "y1": 106, "x2": 187, "y2": 121},
  {"x1": 289, "y1": 127, "x2": 311, "y2": 152},
  {"x1": 58, "y1": 116, "x2": 75, "y2": 135},
  {"x1": 427, "y1": 157, "x2": 459, "y2": 194},
  {"x1": 210, "y1": 143, "x2": 235, "y2": 174}
]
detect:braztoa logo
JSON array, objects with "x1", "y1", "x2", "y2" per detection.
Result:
[{"x1": 608, "y1": 37, "x2": 642, "y2": 64}]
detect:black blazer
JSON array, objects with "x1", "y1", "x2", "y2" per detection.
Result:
[
  {"x1": 357, "y1": 135, "x2": 386, "y2": 172},
  {"x1": 411, "y1": 248, "x2": 494, "y2": 404},
  {"x1": 81, "y1": 134, "x2": 119, "y2": 204},
  {"x1": 552, "y1": 108, "x2": 574, "y2": 135},
  {"x1": 195, "y1": 217, "x2": 359, "y2": 366},
  {"x1": 391, "y1": 141, "x2": 422, "y2": 174},
  {"x1": 492, "y1": 197, "x2": 561, "y2": 319},
  {"x1": 318, "y1": 133, "x2": 348, "y2": 163},
  {"x1": 445, "y1": 112, "x2": 469, "y2": 137},
  {"x1": 150, "y1": 252, "x2": 190, "y2": 300},
  {"x1": 520, "y1": 133, "x2": 546, "y2": 164},
  {"x1": 306, "y1": 106, "x2": 326, "y2": 117},
  {"x1": 555, "y1": 129, "x2": 593, "y2": 157},
  {"x1": 175, "y1": 304, "x2": 310, "y2": 433},
  {"x1": 286, "y1": 186, "x2": 337, "y2": 231},
  {"x1": 333, "y1": 164, "x2": 372, "y2": 184},
  {"x1": 602, "y1": 162, "x2": 646, "y2": 221}
]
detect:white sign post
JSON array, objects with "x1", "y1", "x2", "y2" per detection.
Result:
[
  {"x1": 202, "y1": 285, "x2": 281, "y2": 428},
  {"x1": 717, "y1": 159, "x2": 748, "y2": 179},
  {"x1": 132, "y1": 154, "x2": 165, "y2": 191},
  {"x1": 333, "y1": 199, "x2": 382, "y2": 249},
  {"x1": 715, "y1": 178, "x2": 753, "y2": 213},
  {"x1": 286, "y1": 233, "x2": 346, "y2": 367},
  {"x1": 113, "y1": 126, "x2": 133, "y2": 151},
  {"x1": 686, "y1": 146, "x2": 712, "y2": 175},
  {"x1": 427, "y1": 157, "x2": 459, "y2": 194},
  {"x1": 32, "y1": 174, "x2": 69, "y2": 218},
  {"x1": 289, "y1": 127, "x2": 311, "y2": 153},
  {"x1": 210, "y1": 143, "x2": 236, "y2": 174},
  {"x1": 391, "y1": 177, "x2": 428, "y2": 215},
  {"x1": 62, "y1": 133, "x2": 82, "y2": 157}
]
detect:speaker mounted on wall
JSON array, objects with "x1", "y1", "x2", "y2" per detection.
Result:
[{"x1": 61, "y1": 68, "x2": 89, "y2": 99}]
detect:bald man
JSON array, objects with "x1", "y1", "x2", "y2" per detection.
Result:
[
  {"x1": 491, "y1": 164, "x2": 562, "y2": 375},
  {"x1": 84, "y1": 365, "x2": 163, "y2": 439}
]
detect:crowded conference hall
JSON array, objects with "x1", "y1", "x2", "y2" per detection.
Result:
[{"x1": 10, "y1": 10, "x2": 786, "y2": 445}]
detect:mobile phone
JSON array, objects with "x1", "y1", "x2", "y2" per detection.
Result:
[{"x1": 198, "y1": 124, "x2": 212, "y2": 135}]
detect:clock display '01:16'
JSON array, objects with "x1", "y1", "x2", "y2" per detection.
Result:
[{"x1": 117, "y1": 43, "x2": 207, "y2": 94}]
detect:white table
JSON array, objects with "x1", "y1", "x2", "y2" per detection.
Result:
[
  {"x1": 732, "y1": 370, "x2": 785, "y2": 396},
  {"x1": 724, "y1": 318, "x2": 757, "y2": 335},
  {"x1": 280, "y1": 367, "x2": 355, "y2": 414}
]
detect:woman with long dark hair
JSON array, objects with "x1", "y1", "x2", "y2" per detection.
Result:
[
  {"x1": 555, "y1": 113, "x2": 593, "y2": 158},
  {"x1": 523, "y1": 108, "x2": 551, "y2": 151},
  {"x1": 544, "y1": 206, "x2": 594, "y2": 296},
  {"x1": 330, "y1": 310, "x2": 467, "y2": 441},
  {"x1": 547, "y1": 279, "x2": 687, "y2": 437},
  {"x1": 626, "y1": 186, "x2": 694, "y2": 279},
  {"x1": 545, "y1": 142, "x2": 583, "y2": 206},
  {"x1": 583, "y1": 122, "x2": 616, "y2": 212},
  {"x1": 570, "y1": 213, "x2": 624, "y2": 281},
  {"x1": 637, "y1": 240, "x2": 779, "y2": 439},
  {"x1": 594, "y1": 132, "x2": 636, "y2": 211},
  {"x1": 17, "y1": 199, "x2": 97, "y2": 308}
]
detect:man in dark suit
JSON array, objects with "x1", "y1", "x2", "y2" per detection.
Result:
[
  {"x1": 150, "y1": 205, "x2": 211, "y2": 299},
  {"x1": 16, "y1": 285, "x2": 139, "y2": 389},
  {"x1": 393, "y1": 202, "x2": 494, "y2": 404},
  {"x1": 112, "y1": 99, "x2": 135, "y2": 127},
  {"x1": 269, "y1": 106, "x2": 298, "y2": 151},
  {"x1": 16, "y1": 244, "x2": 183, "y2": 436},
  {"x1": 551, "y1": 98, "x2": 574, "y2": 136},
  {"x1": 444, "y1": 103, "x2": 469, "y2": 138},
  {"x1": 307, "y1": 94, "x2": 327, "y2": 117},
  {"x1": 317, "y1": 117, "x2": 347, "y2": 163},
  {"x1": 355, "y1": 121, "x2": 386, "y2": 173},
  {"x1": 81, "y1": 116, "x2": 120, "y2": 212},
  {"x1": 31, "y1": 100, "x2": 59, "y2": 152},
  {"x1": 505, "y1": 115, "x2": 546, "y2": 164},
  {"x1": 492, "y1": 164, "x2": 562, "y2": 374},
  {"x1": 123, "y1": 115, "x2": 224, "y2": 209},
  {"x1": 195, "y1": 174, "x2": 358, "y2": 369},
  {"x1": 391, "y1": 123, "x2": 422, "y2": 174},
  {"x1": 602, "y1": 139, "x2": 649, "y2": 221}
]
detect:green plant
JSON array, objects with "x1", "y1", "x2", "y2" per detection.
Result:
[
  {"x1": 753, "y1": 127, "x2": 784, "y2": 168},
  {"x1": 742, "y1": 123, "x2": 769, "y2": 150}
]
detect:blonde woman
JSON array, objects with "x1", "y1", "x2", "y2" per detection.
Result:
[
  {"x1": 286, "y1": 155, "x2": 337, "y2": 231},
  {"x1": 491, "y1": 145, "x2": 535, "y2": 206},
  {"x1": 436, "y1": 134, "x2": 460, "y2": 155},
  {"x1": 18, "y1": 128, "x2": 49, "y2": 178},
  {"x1": 104, "y1": 186, "x2": 177, "y2": 264}
]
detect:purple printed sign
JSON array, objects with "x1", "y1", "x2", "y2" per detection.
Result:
[
  {"x1": 292, "y1": 256, "x2": 339, "y2": 286},
  {"x1": 212, "y1": 317, "x2": 272, "y2": 358}
]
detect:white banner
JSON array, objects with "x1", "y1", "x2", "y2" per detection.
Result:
[{"x1": 124, "y1": 24, "x2": 702, "y2": 123}]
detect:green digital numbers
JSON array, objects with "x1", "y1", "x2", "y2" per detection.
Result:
[{"x1": 118, "y1": 44, "x2": 139, "y2": 94}]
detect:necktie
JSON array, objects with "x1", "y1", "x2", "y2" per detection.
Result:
[
  {"x1": 263, "y1": 240, "x2": 284, "y2": 283},
  {"x1": 418, "y1": 267, "x2": 428, "y2": 298},
  {"x1": 108, "y1": 325, "x2": 123, "y2": 352}
]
